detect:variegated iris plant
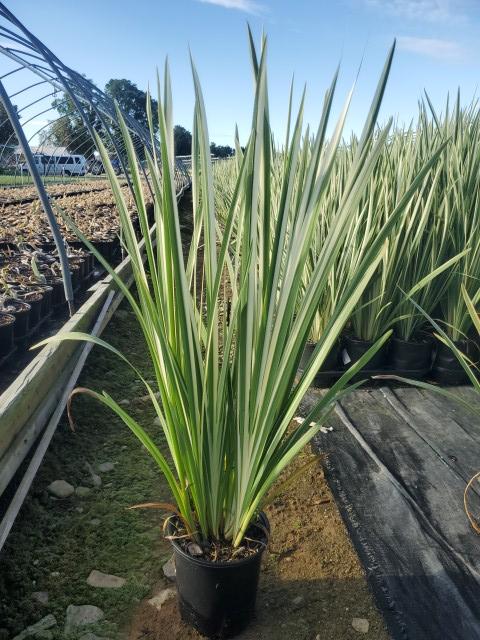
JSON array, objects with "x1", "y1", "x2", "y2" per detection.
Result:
[{"x1": 38, "y1": 35, "x2": 442, "y2": 546}]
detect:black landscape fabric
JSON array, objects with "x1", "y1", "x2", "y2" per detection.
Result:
[{"x1": 307, "y1": 385, "x2": 480, "y2": 640}]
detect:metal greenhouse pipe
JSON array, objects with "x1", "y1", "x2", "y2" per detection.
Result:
[{"x1": 0, "y1": 79, "x2": 75, "y2": 314}]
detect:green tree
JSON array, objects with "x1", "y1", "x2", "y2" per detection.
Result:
[
  {"x1": 42, "y1": 91, "x2": 99, "y2": 156},
  {"x1": 105, "y1": 79, "x2": 158, "y2": 131},
  {"x1": 210, "y1": 142, "x2": 234, "y2": 158},
  {"x1": 42, "y1": 78, "x2": 230, "y2": 161},
  {"x1": 174, "y1": 125, "x2": 192, "y2": 155}
]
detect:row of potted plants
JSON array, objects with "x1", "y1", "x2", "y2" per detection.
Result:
[
  {"x1": 213, "y1": 95, "x2": 480, "y2": 392},
  {"x1": 304, "y1": 97, "x2": 480, "y2": 383},
  {"x1": 0, "y1": 246, "x2": 94, "y2": 360},
  {"x1": 0, "y1": 176, "x2": 156, "y2": 365},
  {"x1": 301, "y1": 328, "x2": 477, "y2": 385},
  {"x1": 0, "y1": 180, "x2": 142, "y2": 246}
]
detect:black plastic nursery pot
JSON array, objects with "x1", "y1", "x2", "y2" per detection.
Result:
[
  {"x1": 38, "y1": 285, "x2": 53, "y2": 317},
  {"x1": 92, "y1": 239, "x2": 117, "y2": 263},
  {"x1": 15, "y1": 290, "x2": 43, "y2": 329},
  {"x1": 0, "y1": 313, "x2": 15, "y2": 357},
  {"x1": 432, "y1": 338, "x2": 476, "y2": 385},
  {"x1": 70, "y1": 257, "x2": 86, "y2": 281},
  {"x1": 390, "y1": 333, "x2": 434, "y2": 371},
  {"x1": 70, "y1": 265, "x2": 82, "y2": 293},
  {"x1": 3, "y1": 298, "x2": 31, "y2": 340},
  {"x1": 344, "y1": 334, "x2": 390, "y2": 371},
  {"x1": 45, "y1": 277, "x2": 65, "y2": 309},
  {"x1": 299, "y1": 340, "x2": 341, "y2": 373},
  {"x1": 167, "y1": 513, "x2": 269, "y2": 639},
  {"x1": 84, "y1": 253, "x2": 95, "y2": 279}
]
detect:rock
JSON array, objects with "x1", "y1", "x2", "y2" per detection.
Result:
[
  {"x1": 187, "y1": 543, "x2": 203, "y2": 557},
  {"x1": 147, "y1": 588, "x2": 176, "y2": 611},
  {"x1": 119, "y1": 399, "x2": 130, "y2": 406},
  {"x1": 352, "y1": 618, "x2": 369, "y2": 634},
  {"x1": 85, "y1": 463, "x2": 102, "y2": 487},
  {"x1": 75, "y1": 486, "x2": 91, "y2": 498},
  {"x1": 64, "y1": 605, "x2": 104, "y2": 634},
  {"x1": 162, "y1": 555, "x2": 176, "y2": 581},
  {"x1": 97, "y1": 462, "x2": 114, "y2": 473},
  {"x1": 47, "y1": 480, "x2": 74, "y2": 499},
  {"x1": 292, "y1": 595, "x2": 303, "y2": 606},
  {"x1": 32, "y1": 591, "x2": 49, "y2": 605},
  {"x1": 89, "y1": 518, "x2": 101, "y2": 527},
  {"x1": 12, "y1": 614, "x2": 57, "y2": 640},
  {"x1": 50, "y1": 572, "x2": 60, "y2": 578},
  {"x1": 87, "y1": 570, "x2": 126, "y2": 589},
  {"x1": 91, "y1": 474, "x2": 102, "y2": 488},
  {"x1": 140, "y1": 391, "x2": 160, "y2": 402}
]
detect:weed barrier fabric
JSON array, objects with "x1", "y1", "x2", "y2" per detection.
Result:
[{"x1": 305, "y1": 386, "x2": 480, "y2": 640}]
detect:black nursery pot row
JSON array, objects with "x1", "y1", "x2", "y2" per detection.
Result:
[
  {"x1": 0, "y1": 235, "x2": 119, "y2": 368},
  {"x1": 301, "y1": 332, "x2": 476, "y2": 386},
  {"x1": 0, "y1": 254, "x2": 93, "y2": 359},
  {"x1": 0, "y1": 289, "x2": 51, "y2": 348}
]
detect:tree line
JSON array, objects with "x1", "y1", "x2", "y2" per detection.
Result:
[{"x1": 37, "y1": 78, "x2": 235, "y2": 158}]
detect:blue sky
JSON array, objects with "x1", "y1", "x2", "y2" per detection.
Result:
[{"x1": 4, "y1": 0, "x2": 480, "y2": 145}]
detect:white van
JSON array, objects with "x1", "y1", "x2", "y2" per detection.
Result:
[{"x1": 20, "y1": 153, "x2": 87, "y2": 176}]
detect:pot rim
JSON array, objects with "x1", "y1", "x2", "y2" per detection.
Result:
[
  {"x1": 19, "y1": 284, "x2": 54, "y2": 292},
  {"x1": 15, "y1": 290, "x2": 44, "y2": 302},
  {"x1": 345, "y1": 333, "x2": 387, "y2": 346},
  {"x1": 391, "y1": 333, "x2": 434, "y2": 346},
  {"x1": 0, "y1": 312, "x2": 15, "y2": 326},
  {"x1": 166, "y1": 512, "x2": 269, "y2": 569},
  {"x1": 304, "y1": 338, "x2": 341, "y2": 349},
  {"x1": 3, "y1": 298, "x2": 31, "y2": 313}
]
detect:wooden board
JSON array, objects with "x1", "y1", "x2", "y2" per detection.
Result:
[{"x1": 308, "y1": 385, "x2": 480, "y2": 640}]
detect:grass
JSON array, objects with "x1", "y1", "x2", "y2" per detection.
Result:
[{"x1": 0, "y1": 305, "x2": 174, "y2": 639}]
